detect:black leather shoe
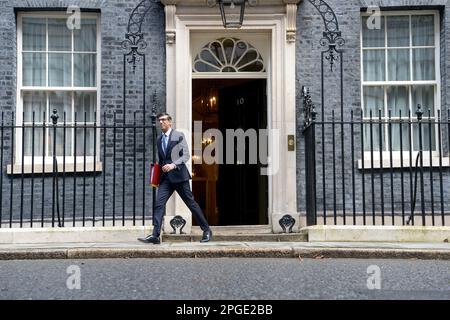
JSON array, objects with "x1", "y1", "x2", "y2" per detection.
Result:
[
  {"x1": 200, "y1": 229, "x2": 212, "y2": 243},
  {"x1": 138, "y1": 235, "x2": 160, "y2": 244}
]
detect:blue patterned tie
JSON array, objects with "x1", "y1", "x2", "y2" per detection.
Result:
[{"x1": 162, "y1": 134, "x2": 168, "y2": 155}]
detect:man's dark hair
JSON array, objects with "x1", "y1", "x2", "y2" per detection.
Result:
[{"x1": 157, "y1": 112, "x2": 172, "y2": 121}]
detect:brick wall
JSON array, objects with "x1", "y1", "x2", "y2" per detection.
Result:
[
  {"x1": 296, "y1": 0, "x2": 450, "y2": 221},
  {"x1": 0, "y1": 0, "x2": 165, "y2": 226}
]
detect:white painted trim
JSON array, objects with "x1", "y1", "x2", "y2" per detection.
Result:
[
  {"x1": 192, "y1": 73, "x2": 267, "y2": 79},
  {"x1": 357, "y1": 156, "x2": 450, "y2": 170},
  {"x1": 360, "y1": 10, "x2": 439, "y2": 17},
  {"x1": 15, "y1": 12, "x2": 101, "y2": 165},
  {"x1": 192, "y1": 37, "x2": 267, "y2": 74},
  {"x1": 360, "y1": 11, "x2": 441, "y2": 161},
  {"x1": 96, "y1": 12, "x2": 102, "y2": 164},
  {"x1": 164, "y1": 8, "x2": 298, "y2": 228},
  {"x1": 17, "y1": 12, "x2": 99, "y2": 18},
  {"x1": 21, "y1": 87, "x2": 97, "y2": 91},
  {"x1": 7, "y1": 161, "x2": 103, "y2": 175},
  {"x1": 16, "y1": 12, "x2": 23, "y2": 167}
]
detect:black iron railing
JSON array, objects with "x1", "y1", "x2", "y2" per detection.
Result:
[
  {"x1": 0, "y1": 108, "x2": 157, "y2": 228},
  {"x1": 302, "y1": 87, "x2": 450, "y2": 227}
]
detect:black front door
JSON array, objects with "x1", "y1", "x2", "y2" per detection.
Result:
[{"x1": 217, "y1": 79, "x2": 268, "y2": 225}]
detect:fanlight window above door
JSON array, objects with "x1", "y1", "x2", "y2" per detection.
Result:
[{"x1": 193, "y1": 37, "x2": 265, "y2": 73}]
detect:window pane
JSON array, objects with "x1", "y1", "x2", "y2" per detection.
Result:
[
  {"x1": 48, "y1": 18, "x2": 72, "y2": 51},
  {"x1": 74, "y1": 54, "x2": 96, "y2": 87},
  {"x1": 74, "y1": 19, "x2": 97, "y2": 52},
  {"x1": 363, "y1": 50, "x2": 385, "y2": 81},
  {"x1": 209, "y1": 41, "x2": 226, "y2": 65},
  {"x1": 412, "y1": 15, "x2": 434, "y2": 46},
  {"x1": 49, "y1": 92, "x2": 72, "y2": 122},
  {"x1": 387, "y1": 86, "x2": 409, "y2": 117},
  {"x1": 389, "y1": 123, "x2": 410, "y2": 151},
  {"x1": 239, "y1": 61, "x2": 264, "y2": 72},
  {"x1": 232, "y1": 40, "x2": 248, "y2": 64},
  {"x1": 387, "y1": 16, "x2": 410, "y2": 47},
  {"x1": 76, "y1": 128, "x2": 94, "y2": 156},
  {"x1": 413, "y1": 123, "x2": 436, "y2": 151},
  {"x1": 236, "y1": 49, "x2": 258, "y2": 68},
  {"x1": 363, "y1": 86, "x2": 384, "y2": 117},
  {"x1": 22, "y1": 18, "x2": 46, "y2": 51},
  {"x1": 388, "y1": 49, "x2": 410, "y2": 81},
  {"x1": 412, "y1": 86, "x2": 435, "y2": 117},
  {"x1": 23, "y1": 92, "x2": 46, "y2": 122},
  {"x1": 363, "y1": 124, "x2": 385, "y2": 151},
  {"x1": 23, "y1": 53, "x2": 46, "y2": 86},
  {"x1": 74, "y1": 92, "x2": 96, "y2": 122},
  {"x1": 193, "y1": 60, "x2": 220, "y2": 72},
  {"x1": 48, "y1": 53, "x2": 72, "y2": 86},
  {"x1": 413, "y1": 48, "x2": 435, "y2": 80},
  {"x1": 48, "y1": 127, "x2": 72, "y2": 156},
  {"x1": 223, "y1": 38, "x2": 234, "y2": 64},
  {"x1": 200, "y1": 50, "x2": 221, "y2": 68},
  {"x1": 24, "y1": 127, "x2": 43, "y2": 156},
  {"x1": 362, "y1": 16, "x2": 385, "y2": 47}
]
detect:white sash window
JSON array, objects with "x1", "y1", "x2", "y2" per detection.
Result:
[
  {"x1": 16, "y1": 12, "x2": 100, "y2": 168},
  {"x1": 361, "y1": 11, "x2": 440, "y2": 156}
]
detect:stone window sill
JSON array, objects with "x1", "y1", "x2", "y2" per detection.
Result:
[
  {"x1": 357, "y1": 157, "x2": 450, "y2": 170},
  {"x1": 7, "y1": 162, "x2": 103, "y2": 175}
]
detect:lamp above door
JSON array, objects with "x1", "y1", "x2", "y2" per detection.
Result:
[{"x1": 207, "y1": 0, "x2": 257, "y2": 29}]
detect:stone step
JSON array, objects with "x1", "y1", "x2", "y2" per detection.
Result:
[
  {"x1": 163, "y1": 232, "x2": 308, "y2": 242},
  {"x1": 163, "y1": 225, "x2": 308, "y2": 242},
  {"x1": 196, "y1": 225, "x2": 274, "y2": 234}
]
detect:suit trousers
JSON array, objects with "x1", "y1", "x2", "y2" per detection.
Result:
[{"x1": 152, "y1": 178, "x2": 210, "y2": 237}]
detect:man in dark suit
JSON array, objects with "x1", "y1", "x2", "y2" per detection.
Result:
[{"x1": 138, "y1": 112, "x2": 212, "y2": 244}]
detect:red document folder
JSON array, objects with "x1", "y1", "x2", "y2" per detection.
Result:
[{"x1": 150, "y1": 163, "x2": 161, "y2": 187}]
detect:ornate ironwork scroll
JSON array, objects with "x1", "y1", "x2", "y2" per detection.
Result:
[
  {"x1": 170, "y1": 215, "x2": 187, "y2": 234},
  {"x1": 121, "y1": 0, "x2": 160, "y2": 73},
  {"x1": 122, "y1": 0, "x2": 162, "y2": 228},
  {"x1": 306, "y1": 0, "x2": 345, "y2": 72},
  {"x1": 307, "y1": 0, "x2": 339, "y2": 33},
  {"x1": 302, "y1": 1, "x2": 346, "y2": 227},
  {"x1": 279, "y1": 215, "x2": 296, "y2": 233},
  {"x1": 301, "y1": 86, "x2": 316, "y2": 131}
]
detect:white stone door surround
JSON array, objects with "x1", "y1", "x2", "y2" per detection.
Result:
[{"x1": 160, "y1": 0, "x2": 301, "y2": 233}]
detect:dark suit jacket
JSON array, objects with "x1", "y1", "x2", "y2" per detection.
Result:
[{"x1": 157, "y1": 129, "x2": 192, "y2": 184}]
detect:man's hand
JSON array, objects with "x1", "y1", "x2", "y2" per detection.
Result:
[{"x1": 162, "y1": 163, "x2": 176, "y2": 172}]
